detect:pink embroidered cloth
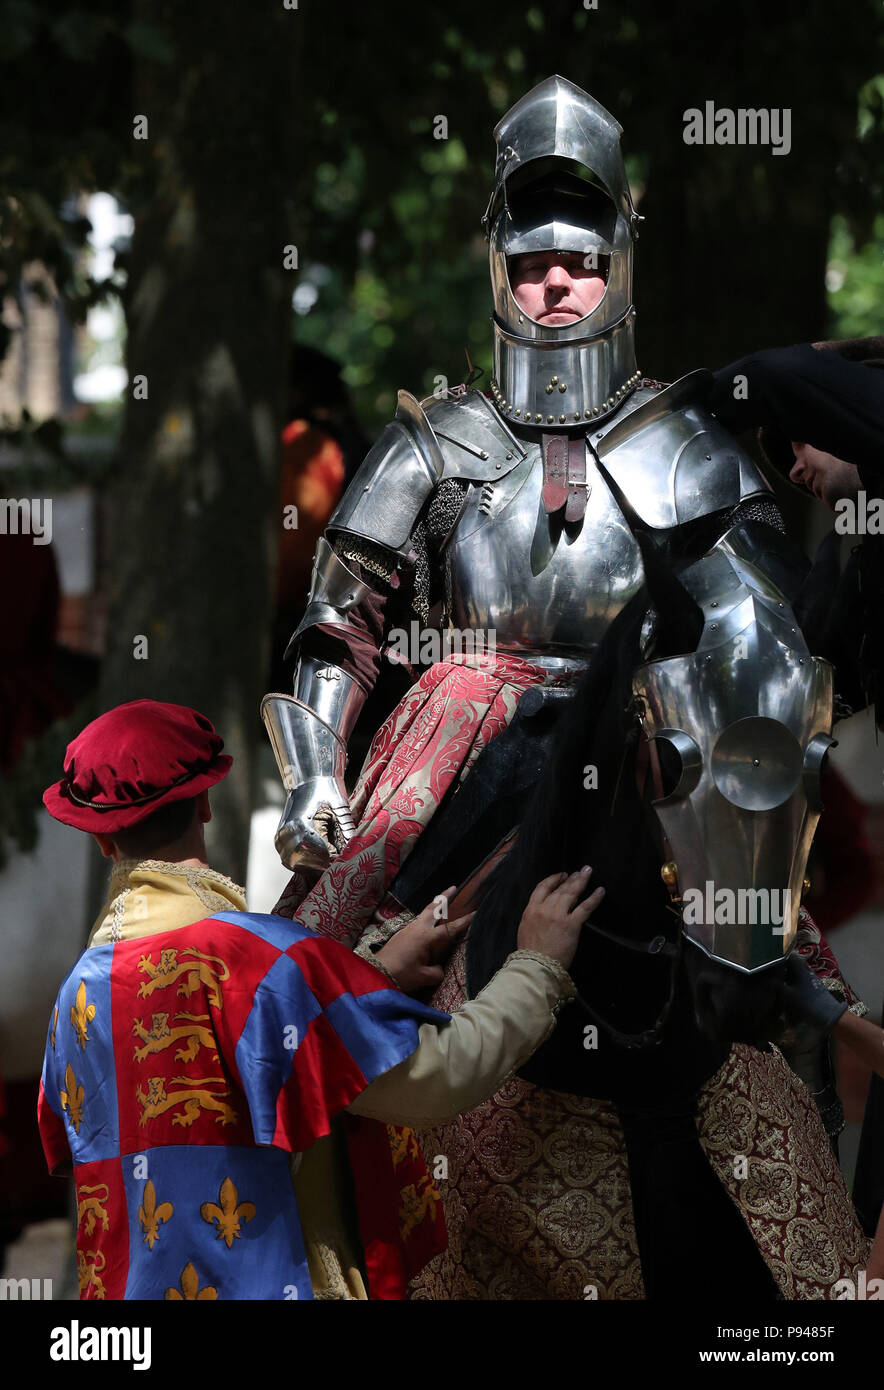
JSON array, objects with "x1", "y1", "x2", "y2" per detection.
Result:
[{"x1": 273, "y1": 653, "x2": 546, "y2": 941}]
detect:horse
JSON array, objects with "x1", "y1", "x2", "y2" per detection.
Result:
[{"x1": 403, "y1": 538, "x2": 869, "y2": 1300}]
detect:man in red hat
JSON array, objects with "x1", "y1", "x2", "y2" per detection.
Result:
[
  {"x1": 43, "y1": 699, "x2": 248, "y2": 945},
  {"x1": 38, "y1": 698, "x2": 602, "y2": 1300}
]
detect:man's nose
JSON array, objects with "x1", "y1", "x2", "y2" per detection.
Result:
[
  {"x1": 545, "y1": 264, "x2": 571, "y2": 290},
  {"x1": 788, "y1": 442, "x2": 808, "y2": 482}
]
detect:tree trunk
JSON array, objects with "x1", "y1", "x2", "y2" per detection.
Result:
[{"x1": 100, "y1": 1, "x2": 298, "y2": 882}]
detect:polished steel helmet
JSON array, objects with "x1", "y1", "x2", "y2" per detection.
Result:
[
  {"x1": 633, "y1": 527, "x2": 835, "y2": 973},
  {"x1": 485, "y1": 75, "x2": 642, "y2": 429}
]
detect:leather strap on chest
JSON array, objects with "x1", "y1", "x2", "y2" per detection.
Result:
[
  {"x1": 541, "y1": 434, "x2": 589, "y2": 520},
  {"x1": 566, "y1": 437, "x2": 589, "y2": 522},
  {"x1": 541, "y1": 433, "x2": 568, "y2": 513}
]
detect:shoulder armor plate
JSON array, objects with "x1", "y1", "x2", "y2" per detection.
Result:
[
  {"x1": 423, "y1": 389, "x2": 529, "y2": 481},
  {"x1": 327, "y1": 390, "x2": 444, "y2": 556},
  {"x1": 328, "y1": 387, "x2": 528, "y2": 555},
  {"x1": 592, "y1": 370, "x2": 771, "y2": 530}
]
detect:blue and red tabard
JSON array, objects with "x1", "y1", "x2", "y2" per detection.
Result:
[{"x1": 38, "y1": 910, "x2": 449, "y2": 1300}]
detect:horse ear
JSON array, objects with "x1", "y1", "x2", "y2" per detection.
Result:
[{"x1": 634, "y1": 530, "x2": 705, "y2": 656}]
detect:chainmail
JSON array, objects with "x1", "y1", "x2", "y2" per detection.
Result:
[
  {"x1": 725, "y1": 496, "x2": 786, "y2": 532},
  {"x1": 337, "y1": 480, "x2": 468, "y2": 623},
  {"x1": 410, "y1": 478, "x2": 470, "y2": 622},
  {"x1": 338, "y1": 536, "x2": 397, "y2": 584}
]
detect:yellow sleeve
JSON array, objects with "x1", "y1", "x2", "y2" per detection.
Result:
[{"x1": 348, "y1": 950, "x2": 575, "y2": 1126}]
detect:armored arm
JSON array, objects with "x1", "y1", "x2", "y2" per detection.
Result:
[
  {"x1": 261, "y1": 542, "x2": 373, "y2": 871},
  {"x1": 262, "y1": 392, "x2": 444, "y2": 871}
]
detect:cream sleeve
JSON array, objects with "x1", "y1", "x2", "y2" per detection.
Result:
[{"x1": 347, "y1": 949, "x2": 576, "y2": 1127}]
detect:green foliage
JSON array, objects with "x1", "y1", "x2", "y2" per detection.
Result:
[
  {"x1": 827, "y1": 213, "x2": 884, "y2": 339},
  {"x1": 288, "y1": 1, "x2": 884, "y2": 429},
  {"x1": 827, "y1": 65, "x2": 884, "y2": 338},
  {"x1": 3, "y1": 0, "x2": 884, "y2": 437},
  {"x1": 0, "y1": 0, "x2": 171, "y2": 365}
]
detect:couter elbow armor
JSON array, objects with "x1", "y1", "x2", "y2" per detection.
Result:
[{"x1": 263, "y1": 390, "x2": 450, "y2": 869}]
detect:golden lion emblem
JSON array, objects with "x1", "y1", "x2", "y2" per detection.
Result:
[
  {"x1": 77, "y1": 1249, "x2": 106, "y2": 1300},
  {"x1": 132, "y1": 1011, "x2": 219, "y2": 1064},
  {"x1": 136, "y1": 1074, "x2": 238, "y2": 1128},
  {"x1": 76, "y1": 1183, "x2": 109, "y2": 1237},
  {"x1": 137, "y1": 947, "x2": 229, "y2": 1009},
  {"x1": 398, "y1": 1175, "x2": 442, "y2": 1240},
  {"x1": 388, "y1": 1124, "x2": 422, "y2": 1168}
]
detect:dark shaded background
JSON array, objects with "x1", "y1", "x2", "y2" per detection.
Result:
[
  {"x1": 0, "y1": 0, "x2": 881, "y2": 874},
  {"x1": 0, "y1": 0, "x2": 883, "y2": 1275}
]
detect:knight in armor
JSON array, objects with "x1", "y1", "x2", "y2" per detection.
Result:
[
  {"x1": 264, "y1": 75, "x2": 830, "y2": 973},
  {"x1": 259, "y1": 72, "x2": 875, "y2": 1301}
]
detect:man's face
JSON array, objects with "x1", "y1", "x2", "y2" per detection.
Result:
[
  {"x1": 788, "y1": 443, "x2": 861, "y2": 513},
  {"x1": 508, "y1": 249, "x2": 607, "y2": 326}
]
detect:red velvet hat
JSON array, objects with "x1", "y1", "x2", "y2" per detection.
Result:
[{"x1": 43, "y1": 699, "x2": 233, "y2": 833}]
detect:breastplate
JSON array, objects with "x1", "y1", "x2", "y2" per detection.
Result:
[{"x1": 444, "y1": 440, "x2": 645, "y2": 657}]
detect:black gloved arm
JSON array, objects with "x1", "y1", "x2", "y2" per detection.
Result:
[
  {"x1": 778, "y1": 950, "x2": 849, "y2": 1052},
  {"x1": 710, "y1": 344, "x2": 884, "y2": 480}
]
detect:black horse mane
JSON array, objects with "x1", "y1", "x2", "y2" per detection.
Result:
[
  {"x1": 460, "y1": 538, "x2": 746, "y2": 1101},
  {"x1": 466, "y1": 535, "x2": 705, "y2": 1003}
]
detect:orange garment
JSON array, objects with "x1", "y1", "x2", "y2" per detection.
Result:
[{"x1": 277, "y1": 418, "x2": 346, "y2": 609}]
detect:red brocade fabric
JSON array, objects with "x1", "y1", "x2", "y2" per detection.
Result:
[
  {"x1": 271, "y1": 651, "x2": 871, "y2": 1301},
  {"x1": 406, "y1": 939, "x2": 870, "y2": 1301},
  {"x1": 273, "y1": 653, "x2": 546, "y2": 940}
]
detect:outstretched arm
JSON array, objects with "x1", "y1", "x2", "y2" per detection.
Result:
[
  {"x1": 835, "y1": 1009, "x2": 884, "y2": 1081},
  {"x1": 711, "y1": 343, "x2": 884, "y2": 481},
  {"x1": 349, "y1": 869, "x2": 603, "y2": 1126}
]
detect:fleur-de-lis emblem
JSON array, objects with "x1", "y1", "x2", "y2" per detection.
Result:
[
  {"x1": 164, "y1": 1262, "x2": 218, "y2": 1300},
  {"x1": 50, "y1": 1006, "x2": 58, "y2": 1051},
  {"x1": 60, "y1": 1063, "x2": 85, "y2": 1132},
  {"x1": 200, "y1": 1176, "x2": 256, "y2": 1249},
  {"x1": 138, "y1": 1179, "x2": 174, "y2": 1250},
  {"x1": 70, "y1": 980, "x2": 96, "y2": 1050}
]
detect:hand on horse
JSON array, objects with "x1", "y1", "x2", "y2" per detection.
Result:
[
  {"x1": 374, "y1": 887, "x2": 474, "y2": 996},
  {"x1": 516, "y1": 867, "x2": 605, "y2": 971}
]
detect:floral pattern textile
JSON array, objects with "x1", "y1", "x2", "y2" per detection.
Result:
[
  {"x1": 273, "y1": 657, "x2": 871, "y2": 1300},
  {"x1": 407, "y1": 943, "x2": 870, "y2": 1301},
  {"x1": 273, "y1": 653, "x2": 545, "y2": 940}
]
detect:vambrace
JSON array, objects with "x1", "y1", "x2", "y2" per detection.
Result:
[
  {"x1": 261, "y1": 664, "x2": 360, "y2": 872},
  {"x1": 263, "y1": 539, "x2": 384, "y2": 871}
]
